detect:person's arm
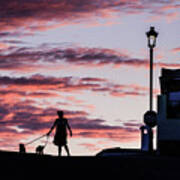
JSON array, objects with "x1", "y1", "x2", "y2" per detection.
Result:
[
  {"x1": 67, "y1": 120, "x2": 72, "y2": 137},
  {"x1": 47, "y1": 120, "x2": 57, "y2": 136}
]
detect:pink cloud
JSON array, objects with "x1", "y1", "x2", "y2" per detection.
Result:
[
  {"x1": 0, "y1": 95, "x2": 141, "y2": 152},
  {"x1": 172, "y1": 47, "x2": 180, "y2": 54},
  {"x1": 0, "y1": 0, "x2": 178, "y2": 34},
  {"x1": 73, "y1": 128, "x2": 139, "y2": 143},
  {"x1": 0, "y1": 43, "x2": 9, "y2": 50},
  {"x1": 0, "y1": 74, "x2": 161, "y2": 101},
  {"x1": 156, "y1": 62, "x2": 180, "y2": 69},
  {"x1": 110, "y1": 91, "x2": 145, "y2": 97},
  {"x1": 0, "y1": 45, "x2": 149, "y2": 72},
  {"x1": 160, "y1": 4, "x2": 180, "y2": 11},
  {"x1": 79, "y1": 143, "x2": 100, "y2": 152},
  {"x1": 166, "y1": 12, "x2": 179, "y2": 23},
  {"x1": 1, "y1": 45, "x2": 180, "y2": 73}
]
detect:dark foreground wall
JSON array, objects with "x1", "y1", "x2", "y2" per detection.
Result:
[{"x1": 0, "y1": 150, "x2": 180, "y2": 179}]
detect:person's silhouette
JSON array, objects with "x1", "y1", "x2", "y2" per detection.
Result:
[{"x1": 47, "y1": 110, "x2": 72, "y2": 156}]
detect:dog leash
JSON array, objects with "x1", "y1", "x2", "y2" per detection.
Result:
[
  {"x1": 25, "y1": 134, "x2": 47, "y2": 146},
  {"x1": 43, "y1": 135, "x2": 50, "y2": 148}
]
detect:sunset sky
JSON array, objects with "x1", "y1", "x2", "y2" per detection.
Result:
[{"x1": 0, "y1": 0, "x2": 179, "y2": 155}]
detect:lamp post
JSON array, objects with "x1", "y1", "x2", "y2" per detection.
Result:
[
  {"x1": 142, "y1": 27, "x2": 158, "y2": 152},
  {"x1": 146, "y1": 26, "x2": 158, "y2": 112},
  {"x1": 144, "y1": 27, "x2": 158, "y2": 128}
]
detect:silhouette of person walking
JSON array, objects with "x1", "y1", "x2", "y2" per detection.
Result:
[{"x1": 47, "y1": 110, "x2": 72, "y2": 156}]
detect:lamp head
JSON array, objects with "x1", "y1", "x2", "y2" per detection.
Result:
[{"x1": 146, "y1": 27, "x2": 158, "y2": 48}]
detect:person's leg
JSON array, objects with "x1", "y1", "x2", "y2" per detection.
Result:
[
  {"x1": 64, "y1": 145, "x2": 70, "y2": 156},
  {"x1": 58, "y1": 146, "x2": 62, "y2": 156}
]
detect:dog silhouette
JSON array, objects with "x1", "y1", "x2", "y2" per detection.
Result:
[
  {"x1": 19, "y1": 144, "x2": 26, "y2": 153},
  {"x1": 36, "y1": 145, "x2": 45, "y2": 155}
]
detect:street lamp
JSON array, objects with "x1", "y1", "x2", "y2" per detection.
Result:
[{"x1": 142, "y1": 27, "x2": 158, "y2": 152}]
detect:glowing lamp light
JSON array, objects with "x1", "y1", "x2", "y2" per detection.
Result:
[{"x1": 146, "y1": 26, "x2": 158, "y2": 48}]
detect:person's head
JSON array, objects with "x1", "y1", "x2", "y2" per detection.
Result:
[{"x1": 57, "y1": 110, "x2": 64, "y2": 118}]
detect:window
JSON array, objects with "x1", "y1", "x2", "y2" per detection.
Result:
[{"x1": 167, "y1": 91, "x2": 180, "y2": 119}]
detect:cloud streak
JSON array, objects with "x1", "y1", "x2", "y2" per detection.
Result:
[
  {"x1": 1, "y1": 45, "x2": 180, "y2": 73},
  {"x1": 0, "y1": 0, "x2": 178, "y2": 34},
  {"x1": 172, "y1": 47, "x2": 180, "y2": 54},
  {"x1": 0, "y1": 74, "x2": 151, "y2": 99}
]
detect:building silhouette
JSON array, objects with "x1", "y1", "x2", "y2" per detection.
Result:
[{"x1": 157, "y1": 68, "x2": 180, "y2": 155}]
